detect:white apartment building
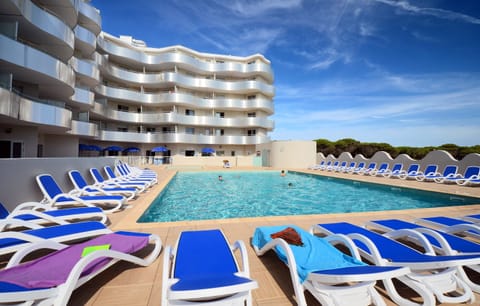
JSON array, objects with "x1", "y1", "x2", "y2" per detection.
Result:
[{"x1": 0, "y1": 0, "x2": 275, "y2": 160}]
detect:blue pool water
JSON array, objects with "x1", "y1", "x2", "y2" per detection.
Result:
[{"x1": 138, "y1": 171, "x2": 480, "y2": 222}]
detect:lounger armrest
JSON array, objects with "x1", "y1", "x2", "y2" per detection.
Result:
[
  {"x1": 59, "y1": 244, "x2": 160, "y2": 305},
  {"x1": 344, "y1": 233, "x2": 388, "y2": 266},
  {"x1": 11, "y1": 201, "x2": 47, "y2": 212},
  {"x1": 7, "y1": 240, "x2": 67, "y2": 268},
  {"x1": 444, "y1": 224, "x2": 480, "y2": 236},
  {"x1": 50, "y1": 193, "x2": 94, "y2": 207},
  {"x1": 323, "y1": 234, "x2": 362, "y2": 260},
  {"x1": 232, "y1": 240, "x2": 250, "y2": 276},
  {"x1": 7, "y1": 210, "x2": 69, "y2": 226},
  {"x1": 0, "y1": 219, "x2": 44, "y2": 231},
  {"x1": 383, "y1": 229, "x2": 437, "y2": 255}
]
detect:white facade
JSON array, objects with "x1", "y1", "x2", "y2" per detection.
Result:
[{"x1": 0, "y1": 0, "x2": 275, "y2": 159}]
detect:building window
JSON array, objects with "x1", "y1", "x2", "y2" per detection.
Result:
[
  {"x1": 162, "y1": 127, "x2": 175, "y2": 133},
  {"x1": 216, "y1": 129, "x2": 224, "y2": 136},
  {"x1": 117, "y1": 105, "x2": 129, "y2": 112},
  {"x1": 117, "y1": 127, "x2": 128, "y2": 132},
  {"x1": 146, "y1": 127, "x2": 156, "y2": 132},
  {"x1": 185, "y1": 109, "x2": 195, "y2": 116},
  {"x1": 216, "y1": 150, "x2": 225, "y2": 156},
  {"x1": 231, "y1": 151, "x2": 235, "y2": 156},
  {"x1": 247, "y1": 112, "x2": 256, "y2": 117},
  {"x1": 185, "y1": 150, "x2": 195, "y2": 156},
  {"x1": 247, "y1": 95, "x2": 256, "y2": 100},
  {"x1": 247, "y1": 129, "x2": 256, "y2": 136},
  {"x1": 185, "y1": 127, "x2": 195, "y2": 134},
  {"x1": 215, "y1": 112, "x2": 224, "y2": 118}
]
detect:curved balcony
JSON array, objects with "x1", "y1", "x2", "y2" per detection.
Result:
[
  {"x1": 98, "y1": 59, "x2": 274, "y2": 96},
  {"x1": 94, "y1": 87, "x2": 274, "y2": 113},
  {"x1": 78, "y1": 0, "x2": 101, "y2": 35},
  {"x1": 70, "y1": 56, "x2": 100, "y2": 87},
  {"x1": 36, "y1": 0, "x2": 77, "y2": 28},
  {"x1": 0, "y1": 35, "x2": 75, "y2": 100},
  {"x1": 69, "y1": 87, "x2": 94, "y2": 110},
  {"x1": 91, "y1": 104, "x2": 274, "y2": 129},
  {"x1": 97, "y1": 35, "x2": 273, "y2": 82},
  {"x1": 0, "y1": 87, "x2": 71, "y2": 130},
  {"x1": 0, "y1": 0, "x2": 75, "y2": 62},
  {"x1": 74, "y1": 25, "x2": 96, "y2": 56},
  {"x1": 98, "y1": 130, "x2": 271, "y2": 145},
  {"x1": 68, "y1": 120, "x2": 98, "y2": 137}
]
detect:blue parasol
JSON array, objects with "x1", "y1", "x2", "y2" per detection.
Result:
[{"x1": 151, "y1": 146, "x2": 168, "y2": 152}]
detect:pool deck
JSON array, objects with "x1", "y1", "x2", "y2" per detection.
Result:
[{"x1": 71, "y1": 166, "x2": 480, "y2": 306}]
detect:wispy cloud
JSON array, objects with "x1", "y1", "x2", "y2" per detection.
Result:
[{"x1": 373, "y1": 0, "x2": 480, "y2": 25}]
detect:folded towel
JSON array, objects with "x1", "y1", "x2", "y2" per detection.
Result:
[{"x1": 271, "y1": 227, "x2": 303, "y2": 246}]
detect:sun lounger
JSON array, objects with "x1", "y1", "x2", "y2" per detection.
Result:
[
  {"x1": 90, "y1": 167, "x2": 147, "y2": 193},
  {"x1": 253, "y1": 225, "x2": 432, "y2": 306},
  {"x1": 0, "y1": 201, "x2": 107, "y2": 230},
  {"x1": 382, "y1": 163, "x2": 403, "y2": 178},
  {"x1": 464, "y1": 214, "x2": 480, "y2": 223},
  {"x1": 0, "y1": 230, "x2": 161, "y2": 305},
  {"x1": 366, "y1": 218, "x2": 480, "y2": 293},
  {"x1": 370, "y1": 163, "x2": 389, "y2": 176},
  {"x1": 36, "y1": 174, "x2": 127, "y2": 214},
  {"x1": 448, "y1": 166, "x2": 480, "y2": 186},
  {"x1": 312, "y1": 221, "x2": 480, "y2": 304},
  {"x1": 416, "y1": 165, "x2": 456, "y2": 182},
  {"x1": 162, "y1": 229, "x2": 257, "y2": 306},
  {"x1": 359, "y1": 162, "x2": 376, "y2": 175},
  {"x1": 432, "y1": 165, "x2": 461, "y2": 184},
  {"x1": 397, "y1": 164, "x2": 420, "y2": 180},
  {"x1": 350, "y1": 162, "x2": 366, "y2": 174},
  {"x1": 308, "y1": 161, "x2": 325, "y2": 170},
  {"x1": 416, "y1": 216, "x2": 480, "y2": 240},
  {"x1": 342, "y1": 161, "x2": 356, "y2": 173},
  {"x1": 68, "y1": 170, "x2": 137, "y2": 201},
  {"x1": 116, "y1": 163, "x2": 157, "y2": 183},
  {"x1": 326, "y1": 161, "x2": 339, "y2": 171},
  {"x1": 333, "y1": 161, "x2": 347, "y2": 172},
  {"x1": 104, "y1": 166, "x2": 153, "y2": 188},
  {"x1": 0, "y1": 220, "x2": 111, "y2": 257}
]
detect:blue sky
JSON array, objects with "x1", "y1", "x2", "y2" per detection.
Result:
[{"x1": 91, "y1": 0, "x2": 480, "y2": 146}]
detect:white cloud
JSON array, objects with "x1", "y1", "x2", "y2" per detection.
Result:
[{"x1": 373, "y1": 0, "x2": 480, "y2": 25}]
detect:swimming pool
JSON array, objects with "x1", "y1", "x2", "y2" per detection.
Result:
[{"x1": 138, "y1": 171, "x2": 480, "y2": 222}]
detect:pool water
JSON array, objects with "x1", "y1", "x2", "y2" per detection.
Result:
[{"x1": 138, "y1": 171, "x2": 480, "y2": 222}]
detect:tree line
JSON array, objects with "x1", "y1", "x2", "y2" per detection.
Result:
[{"x1": 315, "y1": 138, "x2": 480, "y2": 160}]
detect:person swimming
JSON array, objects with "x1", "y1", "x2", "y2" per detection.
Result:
[
  {"x1": 280, "y1": 170, "x2": 286, "y2": 177},
  {"x1": 218, "y1": 175, "x2": 224, "y2": 181}
]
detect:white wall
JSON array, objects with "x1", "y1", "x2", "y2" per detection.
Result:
[{"x1": 266, "y1": 140, "x2": 316, "y2": 169}]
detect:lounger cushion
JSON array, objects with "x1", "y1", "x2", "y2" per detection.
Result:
[
  {"x1": 172, "y1": 229, "x2": 252, "y2": 291},
  {"x1": 0, "y1": 232, "x2": 149, "y2": 289}
]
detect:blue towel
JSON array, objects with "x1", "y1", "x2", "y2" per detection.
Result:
[{"x1": 252, "y1": 225, "x2": 366, "y2": 283}]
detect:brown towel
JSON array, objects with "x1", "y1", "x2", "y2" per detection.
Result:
[{"x1": 270, "y1": 227, "x2": 304, "y2": 246}]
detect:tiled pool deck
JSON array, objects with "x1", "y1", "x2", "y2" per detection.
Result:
[{"x1": 71, "y1": 166, "x2": 480, "y2": 305}]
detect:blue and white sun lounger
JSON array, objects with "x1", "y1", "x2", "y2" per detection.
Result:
[
  {"x1": 370, "y1": 163, "x2": 389, "y2": 176},
  {"x1": 417, "y1": 216, "x2": 480, "y2": 240},
  {"x1": 312, "y1": 222, "x2": 480, "y2": 304},
  {"x1": 416, "y1": 165, "x2": 457, "y2": 182},
  {"x1": 90, "y1": 167, "x2": 147, "y2": 193},
  {"x1": 449, "y1": 166, "x2": 480, "y2": 186},
  {"x1": 0, "y1": 202, "x2": 107, "y2": 230},
  {"x1": 367, "y1": 218, "x2": 480, "y2": 293},
  {"x1": 359, "y1": 162, "x2": 377, "y2": 175},
  {"x1": 68, "y1": 170, "x2": 137, "y2": 201},
  {"x1": 162, "y1": 229, "x2": 257, "y2": 306},
  {"x1": 382, "y1": 163, "x2": 403, "y2": 178},
  {"x1": 253, "y1": 225, "x2": 432, "y2": 306},
  {"x1": 104, "y1": 166, "x2": 153, "y2": 188},
  {"x1": 396, "y1": 164, "x2": 420, "y2": 180},
  {"x1": 36, "y1": 174, "x2": 126, "y2": 214},
  {"x1": 0, "y1": 221, "x2": 111, "y2": 257},
  {"x1": 0, "y1": 230, "x2": 161, "y2": 305}
]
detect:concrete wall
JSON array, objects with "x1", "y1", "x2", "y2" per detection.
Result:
[
  {"x1": 266, "y1": 140, "x2": 316, "y2": 169},
  {"x1": 0, "y1": 157, "x2": 117, "y2": 211}
]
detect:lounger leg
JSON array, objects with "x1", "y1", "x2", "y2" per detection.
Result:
[
  {"x1": 382, "y1": 276, "x2": 435, "y2": 306},
  {"x1": 407, "y1": 268, "x2": 474, "y2": 304}
]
